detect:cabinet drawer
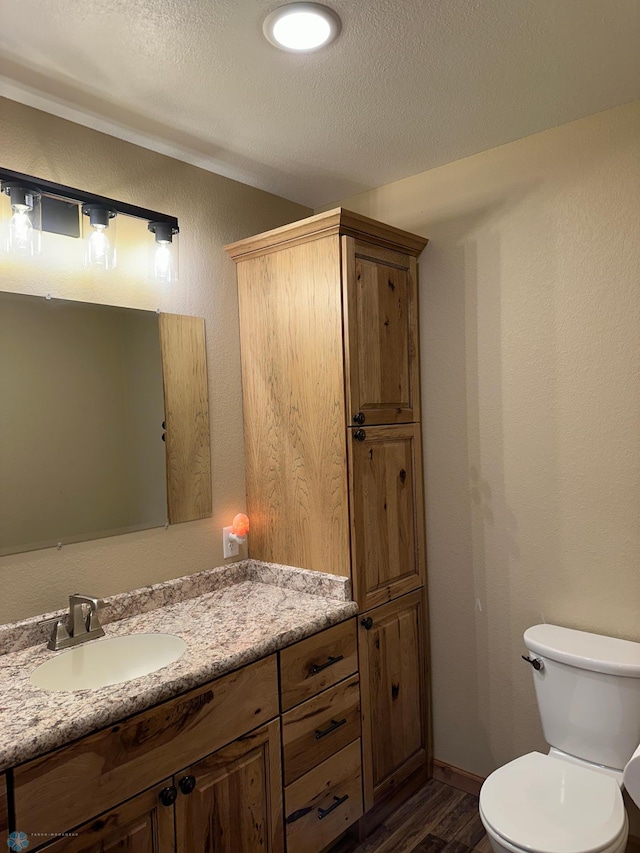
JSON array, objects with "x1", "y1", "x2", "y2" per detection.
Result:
[
  {"x1": 14, "y1": 655, "x2": 278, "y2": 837},
  {"x1": 279, "y1": 619, "x2": 357, "y2": 711},
  {"x1": 284, "y1": 739, "x2": 363, "y2": 853},
  {"x1": 282, "y1": 675, "x2": 360, "y2": 785}
]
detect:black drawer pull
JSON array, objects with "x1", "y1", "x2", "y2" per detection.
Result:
[
  {"x1": 315, "y1": 718, "x2": 347, "y2": 740},
  {"x1": 286, "y1": 806, "x2": 313, "y2": 824},
  {"x1": 310, "y1": 654, "x2": 343, "y2": 675},
  {"x1": 353, "y1": 429, "x2": 366, "y2": 442},
  {"x1": 318, "y1": 794, "x2": 349, "y2": 820}
]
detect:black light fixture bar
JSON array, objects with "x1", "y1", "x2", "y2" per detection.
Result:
[{"x1": 0, "y1": 167, "x2": 179, "y2": 231}]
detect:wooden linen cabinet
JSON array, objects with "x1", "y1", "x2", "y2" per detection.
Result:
[{"x1": 226, "y1": 208, "x2": 430, "y2": 826}]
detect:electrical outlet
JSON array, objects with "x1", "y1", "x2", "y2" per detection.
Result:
[{"x1": 223, "y1": 526, "x2": 239, "y2": 559}]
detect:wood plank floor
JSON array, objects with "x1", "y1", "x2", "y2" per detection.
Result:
[
  {"x1": 351, "y1": 779, "x2": 492, "y2": 853},
  {"x1": 350, "y1": 778, "x2": 640, "y2": 853}
]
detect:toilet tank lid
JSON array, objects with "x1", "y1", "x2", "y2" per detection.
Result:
[{"x1": 525, "y1": 624, "x2": 640, "y2": 678}]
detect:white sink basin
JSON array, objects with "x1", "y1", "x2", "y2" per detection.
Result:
[{"x1": 30, "y1": 633, "x2": 187, "y2": 691}]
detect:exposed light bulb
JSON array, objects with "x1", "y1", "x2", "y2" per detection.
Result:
[
  {"x1": 154, "y1": 242, "x2": 174, "y2": 283},
  {"x1": 8, "y1": 205, "x2": 33, "y2": 255},
  {"x1": 88, "y1": 226, "x2": 110, "y2": 264},
  {"x1": 2, "y1": 185, "x2": 41, "y2": 256},
  {"x1": 83, "y1": 205, "x2": 116, "y2": 270},
  {"x1": 149, "y1": 221, "x2": 178, "y2": 283}
]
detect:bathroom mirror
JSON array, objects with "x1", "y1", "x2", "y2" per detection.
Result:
[{"x1": 0, "y1": 291, "x2": 211, "y2": 556}]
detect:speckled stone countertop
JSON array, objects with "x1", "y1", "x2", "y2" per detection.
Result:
[{"x1": 0, "y1": 560, "x2": 357, "y2": 772}]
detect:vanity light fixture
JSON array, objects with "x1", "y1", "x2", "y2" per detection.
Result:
[
  {"x1": 263, "y1": 3, "x2": 341, "y2": 52},
  {"x1": 0, "y1": 167, "x2": 179, "y2": 282}
]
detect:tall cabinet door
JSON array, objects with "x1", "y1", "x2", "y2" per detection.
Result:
[
  {"x1": 342, "y1": 236, "x2": 420, "y2": 426},
  {"x1": 175, "y1": 720, "x2": 283, "y2": 853},
  {"x1": 348, "y1": 424, "x2": 426, "y2": 611},
  {"x1": 358, "y1": 591, "x2": 428, "y2": 811}
]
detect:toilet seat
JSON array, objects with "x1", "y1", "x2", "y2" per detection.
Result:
[{"x1": 479, "y1": 752, "x2": 627, "y2": 853}]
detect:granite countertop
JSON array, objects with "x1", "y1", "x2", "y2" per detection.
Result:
[{"x1": 0, "y1": 560, "x2": 358, "y2": 772}]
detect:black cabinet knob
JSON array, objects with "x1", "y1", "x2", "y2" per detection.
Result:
[
  {"x1": 353, "y1": 429, "x2": 366, "y2": 442},
  {"x1": 360, "y1": 616, "x2": 374, "y2": 630},
  {"x1": 159, "y1": 786, "x2": 178, "y2": 807},
  {"x1": 353, "y1": 412, "x2": 365, "y2": 425},
  {"x1": 179, "y1": 775, "x2": 197, "y2": 795}
]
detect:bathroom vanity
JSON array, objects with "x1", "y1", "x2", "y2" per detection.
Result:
[
  {"x1": 0, "y1": 208, "x2": 432, "y2": 852},
  {"x1": 0, "y1": 562, "x2": 359, "y2": 852}
]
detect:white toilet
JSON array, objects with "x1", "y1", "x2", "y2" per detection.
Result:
[{"x1": 479, "y1": 624, "x2": 640, "y2": 853}]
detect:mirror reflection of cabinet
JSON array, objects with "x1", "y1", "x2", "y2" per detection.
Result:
[
  {"x1": 159, "y1": 313, "x2": 212, "y2": 526},
  {"x1": 0, "y1": 292, "x2": 211, "y2": 556}
]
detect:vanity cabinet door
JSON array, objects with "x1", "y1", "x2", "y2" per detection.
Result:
[
  {"x1": 0, "y1": 774, "x2": 8, "y2": 850},
  {"x1": 175, "y1": 719, "x2": 283, "y2": 853},
  {"x1": 38, "y1": 780, "x2": 175, "y2": 852},
  {"x1": 358, "y1": 590, "x2": 428, "y2": 811},
  {"x1": 348, "y1": 424, "x2": 426, "y2": 610},
  {"x1": 342, "y1": 237, "x2": 420, "y2": 427}
]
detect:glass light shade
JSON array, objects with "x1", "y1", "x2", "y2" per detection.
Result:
[
  {"x1": 83, "y1": 206, "x2": 117, "y2": 270},
  {"x1": 1, "y1": 185, "x2": 42, "y2": 257},
  {"x1": 263, "y1": 3, "x2": 341, "y2": 52},
  {"x1": 149, "y1": 222, "x2": 179, "y2": 284}
]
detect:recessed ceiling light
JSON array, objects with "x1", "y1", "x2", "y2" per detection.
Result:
[{"x1": 263, "y1": 3, "x2": 341, "y2": 52}]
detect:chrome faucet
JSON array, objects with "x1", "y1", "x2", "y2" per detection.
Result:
[{"x1": 47, "y1": 593, "x2": 105, "y2": 651}]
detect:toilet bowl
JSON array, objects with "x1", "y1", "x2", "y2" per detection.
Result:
[
  {"x1": 479, "y1": 752, "x2": 628, "y2": 853},
  {"x1": 478, "y1": 624, "x2": 640, "y2": 853}
]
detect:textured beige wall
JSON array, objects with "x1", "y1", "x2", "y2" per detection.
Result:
[
  {"x1": 0, "y1": 97, "x2": 310, "y2": 623},
  {"x1": 322, "y1": 101, "x2": 640, "y2": 778}
]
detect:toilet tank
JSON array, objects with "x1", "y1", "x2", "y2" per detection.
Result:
[{"x1": 524, "y1": 624, "x2": 640, "y2": 771}]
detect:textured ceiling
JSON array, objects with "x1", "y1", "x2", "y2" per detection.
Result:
[{"x1": 1, "y1": 0, "x2": 639, "y2": 207}]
